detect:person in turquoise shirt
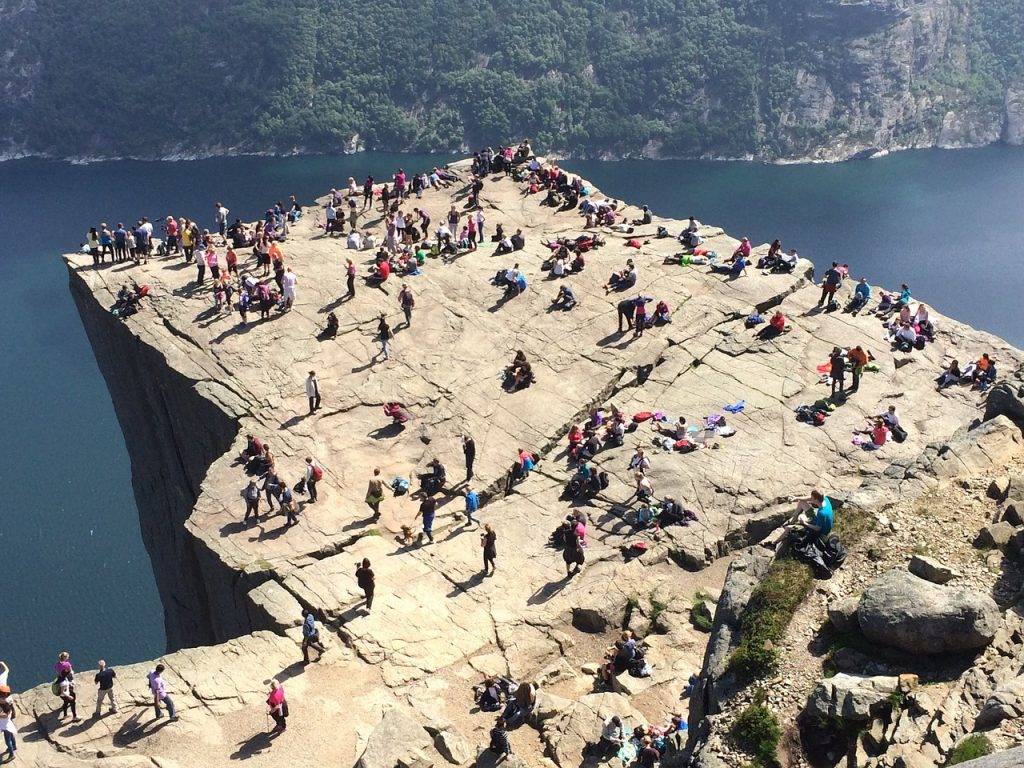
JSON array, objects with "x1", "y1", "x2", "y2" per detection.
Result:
[{"x1": 850, "y1": 277, "x2": 872, "y2": 310}]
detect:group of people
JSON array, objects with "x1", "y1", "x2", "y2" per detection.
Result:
[{"x1": 238, "y1": 433, "x2": 323, "y2": 528}]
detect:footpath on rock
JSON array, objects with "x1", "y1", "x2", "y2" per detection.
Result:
[{"x1": 12, "y1": 156, "x2": 1023, "y2": 768}]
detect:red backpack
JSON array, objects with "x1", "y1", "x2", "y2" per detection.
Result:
[{"x1": 311, "y1": 465, "x2": 323, "y2": 481}]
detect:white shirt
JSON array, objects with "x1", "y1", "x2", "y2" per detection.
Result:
[
  {"x1": 305, "y1": 376, "x2": 318, "y2": 398},
  {"x1": 347, "y1": 232, "x2": 362, "y2": 249},
  {"x1": 282, "y1": 272, "x2": 297, "y2": 290},
  {"x1": 475, "y1": 211, "x2": 485, "y2": 227},
  {"x1": 552, "y1": 259, "x2": 565, "y2": 276}
]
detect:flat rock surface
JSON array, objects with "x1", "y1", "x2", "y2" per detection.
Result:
[{"x1": 34, "y1": 157, "x2": 1023, "y2": 767}]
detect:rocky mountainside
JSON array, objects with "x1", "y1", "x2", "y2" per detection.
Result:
[
  {"x1": 0, "y1": 0, "x2": 1022, "y2": 162},
  {"x1": 8, "y1": 157, "x2": 1024, "y2": 768}
]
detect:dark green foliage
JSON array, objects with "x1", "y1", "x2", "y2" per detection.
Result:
[
  {"x1": 3, "y1": 0, "x2": 1022, "y2": 159},
  {"x1": 948, "y1": 734, "x2": 992, "y2": 765},
  {"x1": 731, "y1": 702, "x2": 781, "y2": 768}
]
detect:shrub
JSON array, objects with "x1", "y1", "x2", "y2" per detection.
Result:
[
  {"x1": 948, "y1": 734, "x2": 992, "y2": 765},
  {"x1": 731, "y1": 704, "x2": 781, "y2": 768}
]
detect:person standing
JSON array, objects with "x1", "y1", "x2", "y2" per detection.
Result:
[
  {"x1": 94, "y1": 660, "x2": 118, "y2": 716},
  {"x1": 304, "y1": 457, "x2": 322, "y2": 503},
  {"x1": 818, "y1": 261, "x2": 842, "y2": 307},
  {"x1": 148, "y1": 665, "x2": 178, "y2": 721},
  {"x1": 848, "y1": 345, "x2": 869, "y2": 393},
  {"x1": 362, "y1": 175, "x2": 374, "y2": 210},
  {"x1": 0, "y1": 701, "x2": 16, "y2": 762},
  {"x1": 365, "y1": 468, "x2": 385, "y2": 520},
  {"x1": 282, "y1": 267, "x2": 298, "y2": 310},
  {"x1": 489, "y1": 718, "x2": 512, "y2": 758},
  {"x1": 398, "y1": 284, "x2": 415, "y2": 327},
  {"x1": 300, "y1": 609, "x2": 327, "y2": 663},
  {"x1": 377, "y1": 315, "x2": 393, "y2": 361},
  {"x1": 267, "y1": 680, "x2": 287, "y2": 734},
  {"x1": 346, "y1": 258, "x2": 357, "y2": 298},
  {"x1": 243, "y1": 478, "x2": 261, "y2": 525},
  {"x1": 461, "y1": 434, "x2": 476, "y2": 480},
  {"x1": 58, "y1": 670, "x2": 80, "y2": 722},
  {"x1": 465, "y1": 486, "x2": 480, "y2": 526},
  {"x1": 306, "y1": 371, "x2": 321, "y2": 414},
  {"x1": 356, "y1": 558, "x2": 375, "y2": 612},
  {"x1": 280, "y1": 481, "x2": 298, "y2": 527},
  {"x1": 481, "y1": 523, "x2": 496, "y2": 575},
  {"x1": 0, "y1": 660, "x2": 8, "y2": 689},
  {"x1": 829, "y1": 347, "x2": 846, "y2": 395},
  {"x1": 417, "y1": 496, "x2": 436, "y2": 544},
  {"x1": 214, "y1": 201, "x2": 229, "y2": 238}
]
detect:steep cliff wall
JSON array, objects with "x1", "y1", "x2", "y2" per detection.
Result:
[{"x1": 67, "y1": 265, "x2": 247, "y2": 649}]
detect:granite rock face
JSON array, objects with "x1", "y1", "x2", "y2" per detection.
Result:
[{"x1": 23, "y1": 155, "x2": 1023, "y2": 768}]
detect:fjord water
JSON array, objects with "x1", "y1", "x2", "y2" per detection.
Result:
[{"x1": 1, "y1": 147, "x2": 1022, "y2": 689}]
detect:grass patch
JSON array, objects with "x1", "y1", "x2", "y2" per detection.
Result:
[
  {"x1": 648, "y1": 594, "x2": 668, "y2": 632},
  {"x1": 362, "y1": 528, "x2": 382, "y2": 537},
  {"x1": 729, "y1": 555, "x2": 814, "y2": 677},
  {"x1": 948, "y1": 734, "x2": 992, "y2": 765},
  {"x1": 690, "y1": 598, "x2": 714, "y2": 632},
  {"x1": 731, "y1": 701, "x2": 781, "y2": 768}
]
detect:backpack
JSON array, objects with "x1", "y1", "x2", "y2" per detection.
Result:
[
  {"x1": 914, "y1": 336, "x2": 926, "y2": 351},
  {"x1": 391, "y1": 476, "x2": 410, "y2": 496},
  {"x1": 598, "y1": 471, "x2": 610, "y2": 490},
  {"x1": 674, "y1": 439, "x2": 696, "y2": 452},
  {"x1": 813, "y1": 412, "x2": 827, "y2": 426},
  {"x1": 633, "y1": 411, "x2": 654, "y2": 422},
  {"x1": 311, "y1": 465, "x2": 323, "y2": 482},
  {"x1": 891, "y1": 424, "x2": 908, "y2": 443}
]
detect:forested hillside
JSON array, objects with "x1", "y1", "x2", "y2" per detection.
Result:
[{"x1": 1, "y1": 0, "x2": 1022, "y2": 161}]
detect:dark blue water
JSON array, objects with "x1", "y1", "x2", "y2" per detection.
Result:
[{"x1": 1, "y1": 146, "x2": 1021, "y2": 689}]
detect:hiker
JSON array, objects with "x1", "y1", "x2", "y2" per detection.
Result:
[
  {"x1": 243, "y1": 479, "x2": 261, "y2": 525},
  {"x1": 481, "y1": 522, "x2": 496, "y2": 574},
  {"x1": 633, "y1": 471, "x2": 654, "y2": 502},
  {"x1": 267, "y1": 679, "x2": 287, "y2": 734},
  {"x1": 461, "y1": 434, "x2": 476, "y2": 480},
  {"x1": 346, "y1": 258, "x2": 357, "y2": 298},
  {"x1": 57, "y1": 669, "x2": 79, "y2": 722},
  {"x1": 818, "y1": 261, "x2": 843, "y2": 307},
  {"x1": 147, "y1": 665, "x2": 177, "y2": 721},
  {"x1": 552, "y1": 283, "x2": 577, "y2": 310},
  {"x1": 864, "y1": 417, "x2": 890, "y2": 450},
  {"x1": 417, "y1": 496, "x2": 437, "y2": 544},
  {"x1": 366, "y1": 468, "x2": 385, "y2": 520},
  {"x1": 563, "y1": 527, "x2": 585, "y2": 576},
  {"x1": 398, "y1": 283, "x2": 415, "y2": 327},
  {"x1": 829, "y1": 347, "x2": 846, "y2": 395},
  {"x1": 503, "y1": 680, "x2": 536, "y2": 727},
  {"x1": 465, "y1": 487, "x2": 480, "y2": 525},
  {"x1": 637, "y1": 736, "x2": 660, "y2": 768},
  {"x1": 306, "y1": 370, "x2": 321, "y2": 414},
  {"x1": 489, "y1": 718, "x2": 512, "y2": 758},
  {"x1": 280, "y1": 480, "x2": 298, "y2": 526},
  {"x1": 356, "y1": 558, "x2": 375, "y2": 612},
  {"x1": 598, "y1": 639, "x2": 634, "y2": 688},
  {"x1": 0, "y1": 700, "x2": 15, "y2": 762},
  {"x1": 971, "y1": 353, "x2": 997, "y2": 388},
  {"x1": 849, "y1": 277, "x2": 872, "y2": 311},
  {"x1": 936, "y1": 359, "x2": 962, "y2": 390},
  {"x1": 94, "y1": 660, "x2": 118, "y2": 716},
  {"x1": 596, "y1": 715, "x2": 626, "y2": 758},
  {"x1": 604, "y1": 259, "x2": 637, "y2": 293},
  {"x1": 377, "y1": 315, "x2": 393, "y2": 361},
  {"x1": 304, "y1": 457, "x2": 322, "y2": 503},
  {"x1": 848, "y1": 346, "x2": 870, "y2": 392},
  {"x1": 300, "y1": 609, "x2": 327, "y2": 663},
  {"x1": 794, "y1": 490, "x2": 834, "y2": 537},
  {"x1": 629, "y1": 445, "x2": 650, "y2": 474},
  {"x1": 421, "y1": 458, "x2": 447, "y2": 495}
]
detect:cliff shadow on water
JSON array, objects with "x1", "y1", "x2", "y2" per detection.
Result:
[{"x1": 67, "y1": 263, "x2": 241, "y2": 653}]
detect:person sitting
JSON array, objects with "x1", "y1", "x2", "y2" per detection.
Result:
[
  {"x1": 792, "y1": 490, "x2": 834, "y2": 540},
  {"x1": 510, "y1": 229, "x2": 526, "y2": 251},
  {"x1": 862, "y1": 417, "x2": 889, "y2": 450},
  {"x1": 473, "y1": 678, "x2": 503, "y2": 712},
  {"x1": 891, "y1": 322, "x2": 917, "y2": 352},
  {"x1": 570, "y1": 251, "x2": 586, "y2": 272},
  {"x1": 631, "y1": 205, "x2": 652, "y2": 226},
  {"x1": 678, "y1": 216, "x2": 702, "y2": 249},
  {"x1": 604, "y1": 416, "x2": 626, "y2": 447},
  {"x1": 769, "y1": 310, "x2": 786, "y2": 334},
  {"x1": 848, "y1": 277, "x2": 872, "y2": 311},
  {"x1": 757, "y1": 239, "x2": 782, "y2": 269},
  {"x1": 321, "y1": 312, "x2": 339, "y2": 339},
  {"x1": 599, "y1": 640, "x2": 635, "y2": 688},
  {"x1": 894, "y1": 283, "x2": 912, "y2": 311},
  {"x1": 971, "y1": 353, "x2": 996, "y2": 389},
  {"x1": 914, "y1": 304, "x2": 935, "y2": 340},
  {"x1": 936, "y1": 359, "x2": 962, "y2": 390},
  {"x1": 567, "y1": 424, "x2": 585, "y2": 459},
  {"x1": 711, "y1": 255, "x2": 748, "y2": 278},
  {"x1": 551, "y1": 254, "x2": 567, "y2": 277},
  {"x1": 730, "y1": 236, "x2": 752, "y2": 262},
  {"x1": 658, "y1": 416, "x2": 688, "y2": 441},
  {"x1": 596, "y1": 716, "x2": 627, "y2": 759},
  {"x1": 552, "y1": 283, "x2": 577, "y2": 310},
  {"x1": 496, "y1": 233, "x2": 514, "y2": 254},
  {"x1": 420, "y1": 458, "x2": 447, "y2": 495},
  {"x1": 578, "y1": 434, "x2": 602, "y2": 462},
  {"x1": 369, "y1": 257, "x2": 391, "y2": 286},
  {"x1": 502, "y1": 680, "x2": 536, "y2": 727},
  {"x1": 604, "y1": 259, "x2": 637, "y2": 293},
  {"x1": 634, "y1": 501, "x2": 659, "y2": 529},
  {"x1": 239, "y1": 433, "x2": 265, "y2": 466},
  {"x1": 346, "y1": 229, "x2": 362, "y2": 249},
  {"x1": 773, "y1": 248, "x2": 798, "y2": 273},
  {"x1": 653, "y1": 300, "x2": 671, "y2": 325}
]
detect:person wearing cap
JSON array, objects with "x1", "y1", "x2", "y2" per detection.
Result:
[
  {"x1": 243, "y1": 478, "x2": 261, "y2": 525},
  {"x1": 305, "y1": 371, "x2": 321, "y2": 414}
]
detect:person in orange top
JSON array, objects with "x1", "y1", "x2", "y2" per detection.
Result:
[{"x1": 848, "y1": 346, "x2": 870, "y2": 392}]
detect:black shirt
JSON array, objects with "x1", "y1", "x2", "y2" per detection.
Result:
[
  {"x1": 638, "y1": 745, "x2": 659, "y2": 768},
  {"x1": 95, "y1": 668, "x2": 116, "y2": 690}
]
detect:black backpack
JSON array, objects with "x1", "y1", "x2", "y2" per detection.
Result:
[{"x1": 598, "y1": 471, "x2": 610, "y2": 490}]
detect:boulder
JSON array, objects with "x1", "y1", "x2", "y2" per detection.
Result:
[
  {"x1": 357, "y1": 706, "x2": 433, "y2": 768},
  {"x1": 827, "y1": 595, "x2": 860, "y2": 633},
  {"x1": 1002, "y1": 499, "x2": 1024, "y2": 527},
  {"x1": 857, "y1": 570, "x2": 1000, "y2": 654},
  {"x1": 247, "y1": 579, "x2": 303, "y2": 632},
  {"x1": 975, "y1": 675, "x2": 1024, "y2": 729},
  {"x1": 908, "y1": 554, "x2": 957, "y2": 584},
  {"x1": 976, "y1": 521, "x2": 1016, "y2": 549},
  {"x1": 988, "y1": 476, "x2": 1011, "y2": 501},
  {"x1": 947, "y1": 745, "x2": 1024, "y2": 768},
  {"x1": 805, "y1": 673, "x2": 900, "y2": 722},
  {"x1": 541, "y1": 693, "x2": 644, "y2": 768},
  {"x1": 434, "y1": 730, "x2": 474, "y2": 766}
]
